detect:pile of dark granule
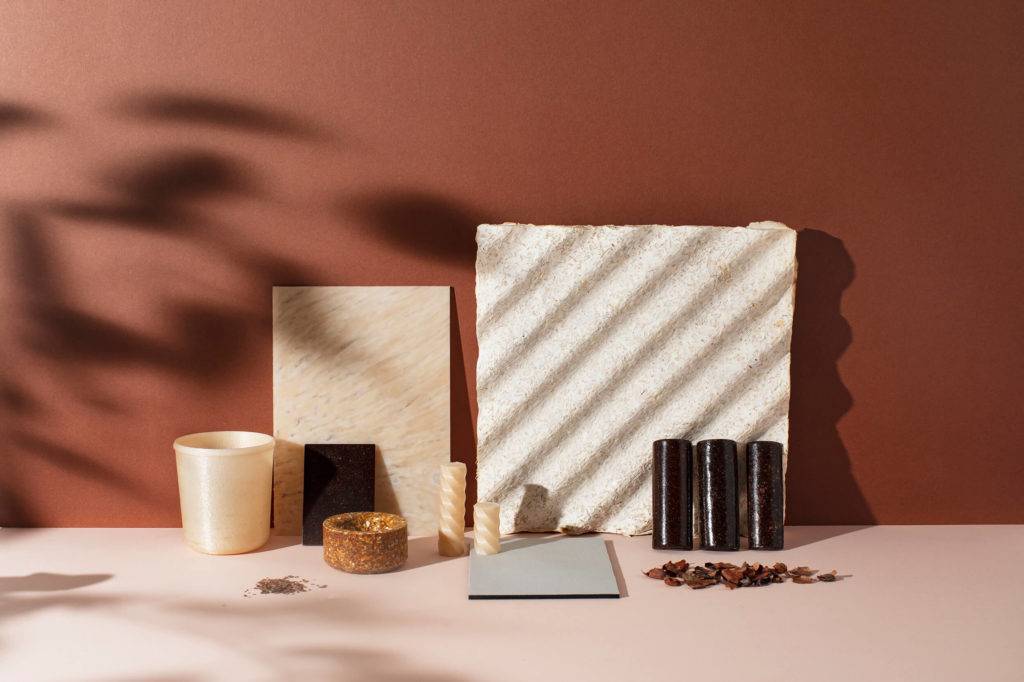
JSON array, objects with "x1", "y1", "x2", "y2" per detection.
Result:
[{"x1": 243, "y1": 576, "x2": 325, "y2": 597}]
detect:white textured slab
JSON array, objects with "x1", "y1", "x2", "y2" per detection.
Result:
[
  {"x1": 468, "y1": 536, "x2": 620, "y2": 599},
  {"x1": 476, "y1": 223, "x2": 796, "y2": 536},
  {"x1": 273, "y1": 286, "x2": 449, "y2": 537}
]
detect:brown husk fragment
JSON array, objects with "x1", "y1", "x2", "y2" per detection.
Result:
[
  {"x1": 683, "y1": 574, "x2": 718, "y2": 589},
  {"x1": 788, "y1": 566, "x2": 817, "y2": 577},
  {"x1": 643, "y1": 558, "x2": 847, "y2": 591}
]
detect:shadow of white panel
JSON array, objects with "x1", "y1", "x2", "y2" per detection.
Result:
[
  {"x1": 273, "y1": 286, "x2": 450, "y2": 537},
  {"x1": 475, "y1": 223, "x2": 796, "y2": 536}
]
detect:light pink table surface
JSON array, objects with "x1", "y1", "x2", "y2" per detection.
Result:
[{"x1": 1, "y1": 526, "x2": 1022, "y2": 681}]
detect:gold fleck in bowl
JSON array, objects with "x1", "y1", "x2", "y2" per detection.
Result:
[{"x1": 323, "y1": 512, "x2": 408, "y2": 574}]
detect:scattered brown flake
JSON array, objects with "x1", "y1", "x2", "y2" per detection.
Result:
[
  {"x1": 664, "y1": 559, "x2": 689, "y2": 574},
  {"x1": 244, "y1": 576, "x2": 326, "y2": 597},
  {"x1": 683, "y1": 574, "x2": 718, "y2": 589},
  {"x1": 788, "y1": 566, "x2": 817, "y2": 577},
  {"x1": 720, "y1": 567, "x2": 745, "y2": 585},
  {"x1": 642, "y1": 558, "x2": 848, "y2": 591}
]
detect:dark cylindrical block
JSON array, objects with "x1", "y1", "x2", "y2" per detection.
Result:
[
  {"x1": 652, "y1": 439, "x2": 693, "y2": 550},
  {"x1": 747, "y1": 441, "x2": 785, "y2": 550},
  {"x1": 697, "y1": 439, "x2": 739, "y2": 551}
]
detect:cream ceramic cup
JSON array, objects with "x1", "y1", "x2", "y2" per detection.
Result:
[{"x1": 173, "y1": 431, "x2": 275, "y2": 555}]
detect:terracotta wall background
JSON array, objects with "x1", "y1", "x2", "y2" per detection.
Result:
[{"x1": 1, "y1": 1, "x2": 1020, "y2": 527}]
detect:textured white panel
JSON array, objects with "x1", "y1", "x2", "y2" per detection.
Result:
[
  {"x1": 273, "y1": 286, "x2": 450, "y2": 537},
  {"x1": 475, "y1": 223, "x2": 796, "y2": 536}
]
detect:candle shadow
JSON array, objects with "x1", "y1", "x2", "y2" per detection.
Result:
[{"x1": 397, "y1": 535, "x2": 468, "y2": 571}]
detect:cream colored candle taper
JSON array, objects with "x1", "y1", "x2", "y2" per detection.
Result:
[
  {"x1": 437, "y1": 462, "x2": 467, "y2": 556},
  {"x1": 473, "y1": 502, "x2": 500, "y2": 555}
]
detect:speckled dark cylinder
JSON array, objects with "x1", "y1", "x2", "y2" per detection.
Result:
[
  {"x1": 746, "y1": 441, "x2": 784, "y2": 550},
  {"x1": 652, "y1": 439, "x2": 693, "y2": 550},
  {"x1": 697, "y1": 439, "x2": 739, "y2": 551}
]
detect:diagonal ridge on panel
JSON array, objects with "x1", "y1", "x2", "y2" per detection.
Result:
[{"x1": 475, "y1": 223, "x2": 797, "y2": 535}]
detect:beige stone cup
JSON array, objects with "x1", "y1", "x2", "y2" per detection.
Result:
[{"x1": 173, "y1": 431, "x2": 275, "y2": 555}]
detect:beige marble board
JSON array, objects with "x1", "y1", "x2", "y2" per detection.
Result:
[
  {"x1": 273, "y1": 286, "x2": 450, "y2": 537},
  {"x1": 475, "y1": 223, "x2": 797, "y2": 536}
]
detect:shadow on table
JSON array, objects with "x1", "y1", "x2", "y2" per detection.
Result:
[
  {"x1": 249, "y1": 535, "x2": 302, "y2": 554},
  {"x1": 498, "y1": 533, "x2": 565, "y2": 554},
  {"x1": 398, "y1": 535, "x2": 467, "y2": 571},
  {"x1": 782, "y1": 525, "x2": 871, "y2": 549},
  {"x1": 604, "y1": 540, "x2": 629, "y2": 598},
  {"x1": 0, "y1": 573, "x2": 112, "y2": 594}
]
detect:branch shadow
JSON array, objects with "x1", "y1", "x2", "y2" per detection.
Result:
[
  {"x1": 2, "y1": 94, "x2": 324, "y2": 527},
  {"x1": 341, "y1": 190, "x2": 483, "y2": 266},
  {"x1": 0, "y1": 583, "x2": 470, "y2": 680},
  {"x1": 112, "y1": 91, "x2": 334, "y2": 142},
  {"x1": 9, "y1": 432, "x2": 150, "y2": 501},
  {"x1": 786, "y1": 230, "x2": 875, "y2": 524},
  {"x1": 45, "y1": 150, "x2": 258, "y2": 230},
  {"x1": 0, "y1": 102, "x2": 55, "y2": 132},
  {"x1": 336, "y1": 193, "x2": 486, "y2": 525},
  {"x1": 0, "y1": 573, "x2": 112, "y2": 594}
]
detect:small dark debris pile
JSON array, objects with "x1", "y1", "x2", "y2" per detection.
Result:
[
  {"x1": 644, "y1": 560, "x2": 844, "y2": 590},
  {"x1": 244, "y1": 575, "x2": 325, "y2": 597}
]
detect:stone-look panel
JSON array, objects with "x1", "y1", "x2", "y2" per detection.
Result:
[
  {"x1": 273, "y1": 286, "x2": 450, "y2": 537},
  {"x1": 475, "y1": 223, "x2": 796, "y2": 536}
]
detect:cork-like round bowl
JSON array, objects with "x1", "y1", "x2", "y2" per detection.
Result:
[{"x1": 323, "y1": 512, "x2": 408, "y2": 574}]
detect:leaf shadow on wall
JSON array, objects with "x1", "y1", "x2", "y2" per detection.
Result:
[
  {"x1": 346, "y1": 191, "x2": 481, "y2": 266},
  {"x1": 111, "y1": 91, "x2": 336, "y2": 142},
  {"x1": 786, "y1": 229, "x2": 875, "y2": 525},
  {"x1": 1, "y1": 95, "x2": 318, "y2": 526},
  {"x1": 345, "y1": 192, "x2": 486, "y2": 524},
  {"x1": 0, "y1": 102, "x2": 56, "y2": 132}
]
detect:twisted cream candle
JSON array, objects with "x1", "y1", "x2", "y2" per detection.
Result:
[
  {"x1": 437, "y1": 462, "x2": 467, "y2": 556},
  {"x1": 473, "y1": 501, "x2": 500, "y2": 555}
]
